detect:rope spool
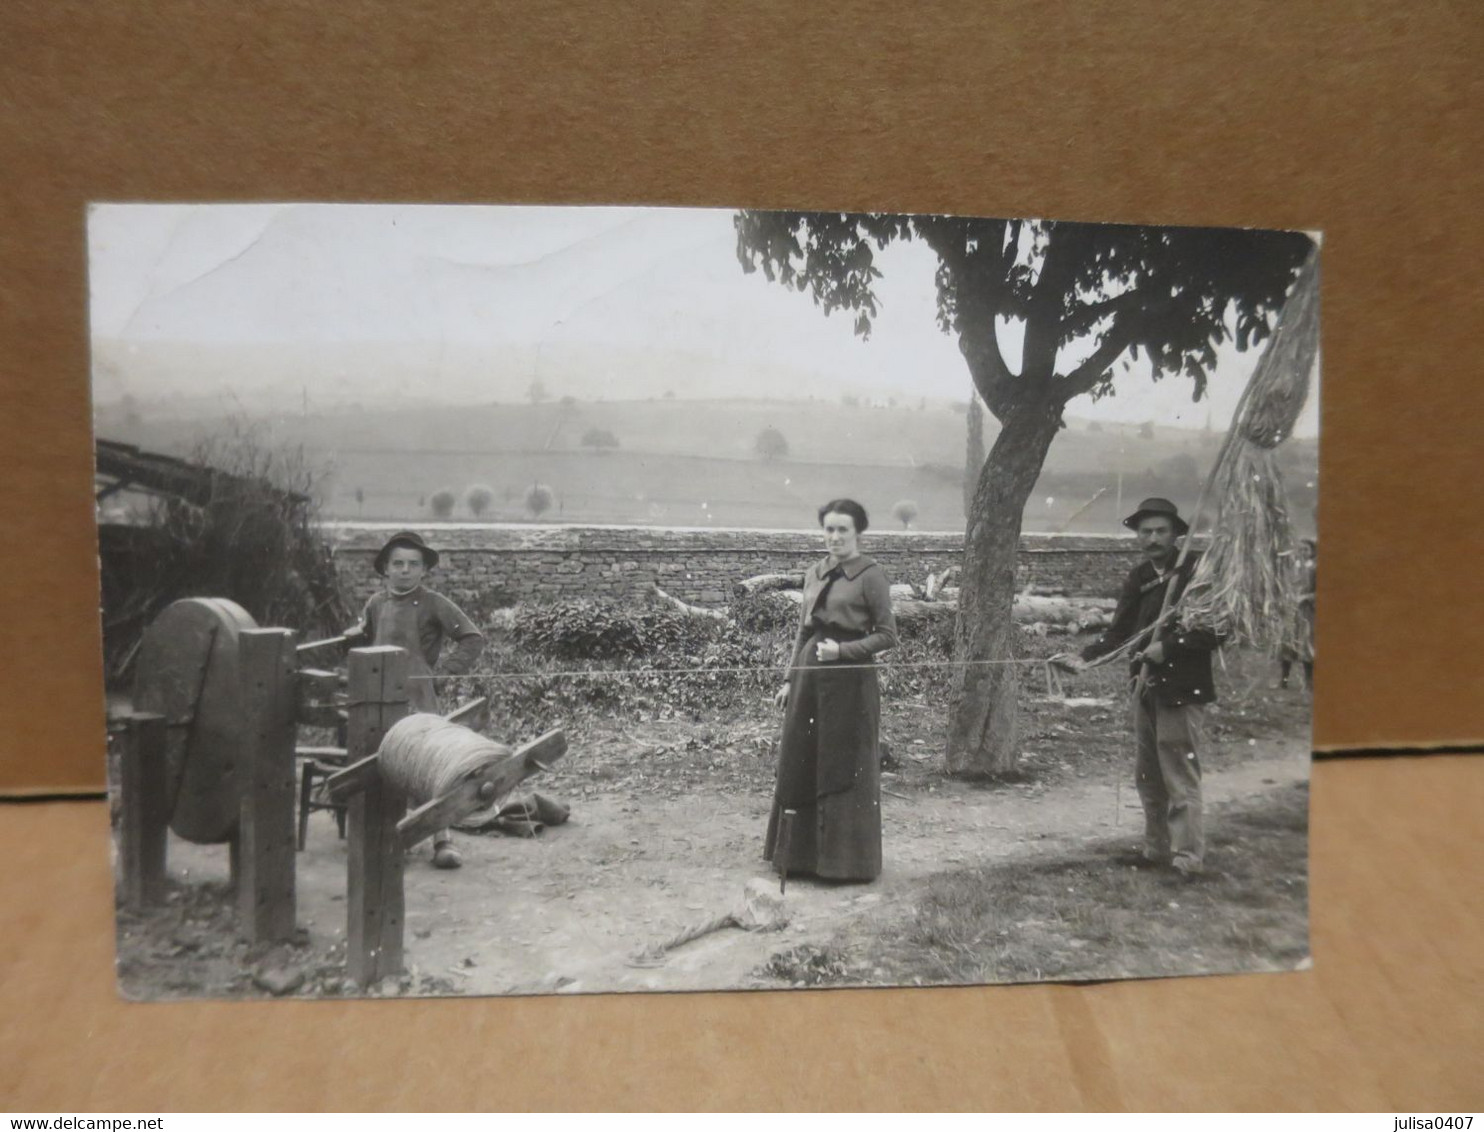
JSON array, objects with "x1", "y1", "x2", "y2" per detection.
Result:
[{"x1": 378, "y1": 714, "x2": 513, "y2": 805}]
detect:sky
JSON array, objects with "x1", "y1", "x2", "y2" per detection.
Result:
[{"x1": 88, "y1": 203, "x2": 1320, "y2": 436}]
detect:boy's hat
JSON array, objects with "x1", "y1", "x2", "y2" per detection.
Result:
[
  {"x1": 1122, "y1": 497, "x2": 1189, "y2": 536},
  {"x1": 374, "y1": 530, "x2": 439, "y2": 575}
]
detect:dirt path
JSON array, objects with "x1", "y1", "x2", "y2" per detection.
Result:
[{"x1": 163, "y1": 734, "x2": 1310, "y2": 997}]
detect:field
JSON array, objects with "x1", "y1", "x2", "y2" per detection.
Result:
[
  {"x1": 114, "y1": 614, "x2": 1314, "y2": 1000},
  {"x1": 93, "y1": 397, "x2": 1319, "y2": 535}
]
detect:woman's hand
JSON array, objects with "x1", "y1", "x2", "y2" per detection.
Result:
[
  {"x1": 773, "y1": 684, "x2": 790, "y2": 710},
  {"x1": 815, "y1": 639, "x2": 841, "y2": 663}
]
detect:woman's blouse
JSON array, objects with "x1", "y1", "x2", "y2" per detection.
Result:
[{"x1": 790, "y1": 554, "x2": 900, "y2": 664}]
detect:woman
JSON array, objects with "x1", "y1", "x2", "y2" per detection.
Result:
[{"x1": 764, "y1": 499, "x2": 899, "y2": 883}]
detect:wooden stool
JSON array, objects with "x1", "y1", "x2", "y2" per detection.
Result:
[{"x1": 297, "y1": 747, "x2": 349, "y2": 850}]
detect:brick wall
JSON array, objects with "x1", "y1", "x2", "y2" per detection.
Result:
[{"x1": 328, "y1": 522, "x2": 1148, "y2": 615}]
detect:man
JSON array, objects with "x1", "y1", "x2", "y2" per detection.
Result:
[{"x1": 1053, "y1": 498, "x2": 1222, "y2": 878}]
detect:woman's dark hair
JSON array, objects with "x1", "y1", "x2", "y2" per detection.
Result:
[{"x1": 817, "y1": 498, "x2": 869, "y2": 534}]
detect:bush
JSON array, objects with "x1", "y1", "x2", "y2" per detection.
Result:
[
  {"x1": 754, "y1": 426, "x2": 789, "y2": 460},
  {"x1": 581, "y1": 428, "x2": 620, "y2": 451},
  {"x1": 508, "y1": 598, "x2": 730, "y2": 662},
  {"x1": 465, "y1": 483, "x2": 495, "y2": 518},
  {"x1": 99, "y1": 420, "x2": 349, "y2": 686},
  {"x1": 730, "y1": 589, "x2": 800, "y2": 635},
  {"x1": 524, "y1": 483, "x2": 554, "y2": 518}
]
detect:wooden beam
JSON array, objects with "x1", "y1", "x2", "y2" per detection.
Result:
[
  {"x1": 236, "y1": 628, "x2": 299, "y2": 944},
  {"x1": 324, "y1": 754, "x2": 380, "y2": 802},
  {"x1": 118, "y1": 712, "x2": 168, "y2": 911},
  {"x1": 442, "y1": 696, "x2": 488, "y2": 727},
  {"x1": 344, "y1": 646, "x2": 410, "y2": 985}
]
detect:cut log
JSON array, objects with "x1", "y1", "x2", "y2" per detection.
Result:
[
  {"x1": 733, "y1": 573, "x2": 806, "y2": 597},
  {"x1": 925, "y1": 566, "x2": 961, "y2": 601},
  {"x1": 651, "y1": 584, "x2": 729, "y2": 621},
  {"x1": 892, "y1": 593, "x2": 1114, "y2": 631}
]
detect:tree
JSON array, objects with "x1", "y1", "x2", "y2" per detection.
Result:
[
  {"x1": 964, "y1": 390, "x2": 985, "y2": 519},
  {"x1": 465, "y1": 483, "x2": 495, "y2": 518},
  {"x1": 559, "y1": 395, "x2": 580, "y2": 417},
  {"x1": 1087, "y1": 419, "x2": 1103, "y2": 433},
  {"x1": 429, "y1": 489, "x2": 456, "y2": 518},
  {"x1": 892, "y1": 499, "x2": 919, "y2": 529},
  {"x1": 354, "y1": 486, "x2": 364, "y2": 513},
  {"x1": 1139, "y1": 420, "x2": 1156, "y2": 440},
  {"x1": 524, "y1": 482, "x2": 554, "y2": 519},
  {"x1": 581, "y1": 427, "x2": 621, "y2": 452},
  {"x1": 527, "y1": 378, "x2": 549, "y2": 404},
  {"x1": 736, "y1": 210, "x2": 1312, "y2": 776},
  {"x1": 755, "y1": 426, "x2": 789, "y2": 460}
]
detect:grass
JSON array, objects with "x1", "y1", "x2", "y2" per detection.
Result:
[{"x1": 783, "y1": 781, "x2": 1311, "y2": 988}]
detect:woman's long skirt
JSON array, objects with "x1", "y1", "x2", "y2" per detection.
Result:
[{"x1": 763, "y1": 626, "x2": 882, "y2": 881}]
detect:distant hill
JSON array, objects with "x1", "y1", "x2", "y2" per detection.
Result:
[{"x1": 93, "y1": 397, "x2": 1318, "y2": 535}]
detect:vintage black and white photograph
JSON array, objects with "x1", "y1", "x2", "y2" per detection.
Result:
[{"x1": 90, "y1": 203, "x2": 1319, "y2": 999}]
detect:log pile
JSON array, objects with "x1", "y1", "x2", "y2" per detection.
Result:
[{"x1": 736, "y1": 571, "x2": 1115, "y2": 635}]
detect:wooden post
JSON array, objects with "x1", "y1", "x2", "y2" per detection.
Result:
[
  {"x1": 118, "y1": 712, "x2": 168, "y2": 910},
  {"x1": 345, "y1": 646, "x2": 410, "y2": 985},
  {"x1": 237, "y1": 628, "x2": 299, "y2": 943}
]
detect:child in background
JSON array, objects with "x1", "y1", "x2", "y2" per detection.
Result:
[{"x1": 345, "y1": 530, "x2": 485, "y2": 868}]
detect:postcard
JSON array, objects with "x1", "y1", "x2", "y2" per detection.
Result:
[{"x1": 91, "y1": 203, "x2": 1318, "y2": 998}]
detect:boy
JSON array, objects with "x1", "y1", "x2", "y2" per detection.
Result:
[{"x1": 345, "y1": 530, "x2": 485, "y2": 868}]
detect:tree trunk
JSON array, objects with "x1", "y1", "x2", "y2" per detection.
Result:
[
  {"x1": 946, "y1": 396, "x2": 1065, "y2": 777},
  {"x1": 963, "y1": 392, "x2": 985, "y2": 519}
]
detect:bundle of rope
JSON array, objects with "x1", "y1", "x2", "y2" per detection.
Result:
[
  {"x1": 1179, "y1": 245, "x2": 1320, "y2": 652},
  {"x1": 378, "y1": 713, "x2": 514, "y2": 805},
  {"x1": 628, "y1": 878, "x2": 790, "y2": 967}
]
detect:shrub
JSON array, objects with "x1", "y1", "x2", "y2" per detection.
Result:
[
  {"x1": 509, "y1": 598, "x2": 731, "y2": 662},
  {"x1": 581, "y1": 428, "x2": 620, "y2": 452},
  {"x1": 524, "y1": 482, "x2": 554, "y2": 518},
  {"x1": 730, "y1": 589, "x2": 800, "y2": 635},
  {"x1": 754, "y1": 426, "x2": 789, "y2": 460},
  {"x1": 465, "y1": 483, "x2": 495, "y2": 518},
  {"x1": 99, "y1": 420, "x2": 349, "y2": 685}
]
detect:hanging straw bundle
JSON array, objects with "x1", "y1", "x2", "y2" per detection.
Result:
[{"x1": 1179, "y1": 245, "x2": 1320, "y2": 650}]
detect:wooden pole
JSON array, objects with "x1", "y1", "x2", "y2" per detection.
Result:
[
  {"x1": 118, "y1": 712, "x2": 168, "y2": 911},
  {"x1": 236, "y1": 628, "x2": 300, "y2": 944},
  {"x1": 345, "y1": 646, "x2": 410, "y2": 986}
]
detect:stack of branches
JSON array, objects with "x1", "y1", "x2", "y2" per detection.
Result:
[{"x1": 1180, "y1": 247, "x2": 1319, "y2": 652}]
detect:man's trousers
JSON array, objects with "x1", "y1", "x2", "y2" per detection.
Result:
[{"x1": 1132, "y1": 690, "x2": 1206, "y2": 871}]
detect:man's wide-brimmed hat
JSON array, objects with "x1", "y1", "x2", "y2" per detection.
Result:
[
  {"x1": 1123, "y1": 497, "x2": 1189, "y2": 536},
  {"x1": 373, "y1": 530, "x2": 439, "y2": 575}
]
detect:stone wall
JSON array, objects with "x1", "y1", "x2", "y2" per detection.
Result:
[{"x1": 328, "y1": 522, "x2": 1147, "y2": 616}]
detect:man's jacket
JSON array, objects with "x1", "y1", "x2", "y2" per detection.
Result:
[{"x1": 1079, "y1": 552, "x2": 1223, "y2": 707}]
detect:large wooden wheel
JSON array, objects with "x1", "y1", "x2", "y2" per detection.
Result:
[{"x1": 132, "y1": 597, "x2": 259, "y2": 844}]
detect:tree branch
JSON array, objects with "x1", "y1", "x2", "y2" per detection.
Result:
[
  {"x1": 1059, "y1": 324, "x2": 1138, "y2": 398},
  {"x1": 1058, "y1": 288, "x2": 1142, "y2": 342}
]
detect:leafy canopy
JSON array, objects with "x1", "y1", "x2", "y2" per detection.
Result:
[{"x1": 736, "y1": 212, "x2": 1313, "y2": 421}]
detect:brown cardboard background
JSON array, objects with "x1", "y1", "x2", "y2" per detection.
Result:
[{"x1": 0, "y1": 1, "x2": 1480, "y2": 1111}]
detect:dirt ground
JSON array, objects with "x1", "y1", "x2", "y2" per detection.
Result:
[{"x1": 115, "y1": 649, "x2": 1314, "y2": 1001}]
